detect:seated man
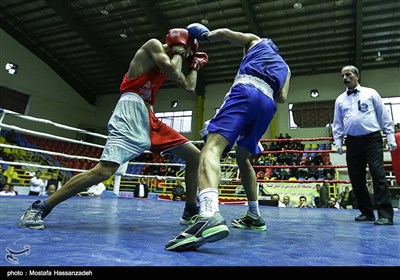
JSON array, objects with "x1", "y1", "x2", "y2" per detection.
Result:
[
  {"x1": 271, "y1": 193, "x2": 286, "y2": 207},
  {"x1": 327, "y1": 197, "x2": 340, "y2": 209},
  {"x1": 172, "y1": 181, "x2": 186, "y2": 201},
  {"x1": 40, "y1": 184, "x2": 57, "y2": 197},
  {"x1": 298, "y1": 195, "x2": 313, "y2": 208},
  {"x1": 282, "y1": 195, "x2": 295, "y2": 207},
  {"x1": 0, "y1": 183, "x2": 17, "y2": 196},
  {"x1": 258, "y1": 183, "x2": 269, "y2": 196}
]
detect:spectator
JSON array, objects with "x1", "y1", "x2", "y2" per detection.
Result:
[
  {"x1": 0, "y1": 183, "x2": 16, "y2": 196},
  {"x1": 271, "y1": 193, "x2": 286, "y2": 207},
  {"x1": 28, "y1": 171, "x2": 45, "y2": 196},
  {"x1": 40, "y1": 184, "x2": 57, "y2": 197},
  {"x1": 327, "y1": 197, "x2": 339, "y2": 209},
  {"x1": 315, "y1": 183, "x2": 329, "y2": 208},
  {"x1": 172, "y1": 181, "x2": 186, "y2": 201},
  {"x1": 258, "y1": 183, "x2": 269, "y2": 196},
  {"x1": 298, "y1": 195, "x2": 313, "y2": 208},
  {"x1": 46, "y1": 173, "x2": 61, "y2": 190},
  {"x1": 10, "y1": 184, "x2": 18, "y2": 195},
  {"x1": 0, "y1": 167, "x2": 7, "y2": 191},
  {"x1": 338, "y1": 186, "x2": 355, "y2": 209},
  {"x1": 134, "y1": 177, "x2": 149, "y2": 198},
  {"x1": 282, "y1": 195, "x2": 295, "y2": 207}
]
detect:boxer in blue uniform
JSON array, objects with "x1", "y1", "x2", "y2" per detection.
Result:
[{"x1": 166, "y1": 25, "x2": 291, "y2": 252}]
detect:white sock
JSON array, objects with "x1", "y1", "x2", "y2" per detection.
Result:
[
  {"x1": 248, "y1": 200, "x2": 260, "y2": 217},
  {"x1": 198, "y1": 188, "x2": 219, "y2": 218}
]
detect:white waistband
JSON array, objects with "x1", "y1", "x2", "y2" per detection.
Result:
[{"x1": 232, "y1": 74, "x2": 274, "y2": 100}]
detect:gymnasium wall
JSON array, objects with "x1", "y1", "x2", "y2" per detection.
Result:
[{"x1": 1, "y1": 27, "x2": 399, "y2": 141}]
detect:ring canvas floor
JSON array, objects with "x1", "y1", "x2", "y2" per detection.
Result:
[{"x1": 1, "y1": 195, "x2": 399, "y2": 269}]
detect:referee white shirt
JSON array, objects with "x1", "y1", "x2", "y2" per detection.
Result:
[
  {"x1": 332, "y1": 85, "x2": 395, "y2": 147},
  {"x1": 29, "y1": 175, "x2": 45, "y2": 193}
]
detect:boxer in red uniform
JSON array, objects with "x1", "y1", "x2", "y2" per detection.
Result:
[{"x1": 19, "y1": 28, "x2": 208, "y2": 230}]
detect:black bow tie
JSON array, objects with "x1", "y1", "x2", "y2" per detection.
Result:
[{"x1": 347, "y1": 89, "x2": 358, "y2": 95}]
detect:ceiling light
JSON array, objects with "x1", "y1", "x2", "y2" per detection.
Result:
[
  {"x1": 5, "y1": 62, "x2": 19, "y2": 75},
  {"x1": 293, "y1": 2, "x2": 303, "y2": 9},
  {"x1": 334, "y1": 0, "x2": 344, "y2": 6},
  {"x1": 375, "y1": 51, "x2": 384, "y2": 62},
  {"x1": 201, "y1": 14, "x2": 209, "y2": 25},
  {"x1": 310, "y1": 89, "x2": 319, "y2": 98},
  {"x1": 119, "y1": 31, "x2": 128, "y2": 39},
  {"x1": 100, "y1": 6, "x2": 109, "y2": 16},
  {"x1": 170, "y1": 101, "x2": 178, "y2": 108}
]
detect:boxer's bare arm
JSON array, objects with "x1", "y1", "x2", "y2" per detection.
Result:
[
  {"x1": 275, "y1": 65, "x2": 291, "y2": 103},
  {"x1": 208, "y1": 28, "x2": 261, "y2": 49},
  {"x1": 128, "y1": 39, "x2": 196, "y2": 92}
]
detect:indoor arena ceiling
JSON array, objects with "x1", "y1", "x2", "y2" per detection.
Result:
[{"x1": 1, "y1": 0, "x2": 399, "y2": 105}]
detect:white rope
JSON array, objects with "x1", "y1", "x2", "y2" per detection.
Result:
[
  {"x1": 0, "y1": 158, "x2": 207, "y2": 183},
  {"x1": 0, "y1": 159, "x2": 83, "y2": 173},
  {"x1": 0, "y1": 159, "x2": 187, "y2": 180},
  {"x1": 0, "y1": 143, "x2": 100, "y2": 161},
  {"x1": 0, "y1": 143, "x2": 238, "y2": 169},
  {"x1": 1, "y1": 108, "x2": 107, "y2": 139},
  {"x1": 0, "y1": 108, "x2": 246, "y2": 194},
  {"x1": 0, "y1": 123, "x2": 104, "y2": 148}
]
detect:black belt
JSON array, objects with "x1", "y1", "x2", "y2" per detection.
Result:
[{"x1": 347, "y1": 131, "x2": 381, "y2": 138}]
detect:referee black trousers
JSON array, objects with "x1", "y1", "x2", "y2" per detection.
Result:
[{"x1": 345, "y1": 131, "x2": 393, "y2": 220}]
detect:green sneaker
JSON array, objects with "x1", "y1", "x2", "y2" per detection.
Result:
[
  {"x1": 231, "y1": 211, "x2": 267, "y2": 231},
  {"x1": 166, "y1": 211, "x2": 229, "y2": 252},
  {"x1": 180, "y1": 206, "x2": 199, "y2": 225}
]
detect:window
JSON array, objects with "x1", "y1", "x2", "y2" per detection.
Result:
[
  {"x1": 289, "y1": 101, "x2": 335, "y2": 129},
  {"x1": 383, "y1": 97, "x2": 400, "y2": 125},
  {"x1": 155, "y1": 110, "x2": 192, "y2": 133},
  {"x1": 0, "y1": 85, "x2": 31, "y2": 114}
]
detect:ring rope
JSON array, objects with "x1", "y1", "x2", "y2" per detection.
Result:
[
  {"x1": 257, "y1": 179, "x2": 350, "y2": 184},
  {"x1": 261, "y1": 149, "x2": 334, "y2": 154},
  {"x1": 1, "y1": 108, "x2": 107, "y2": 139},
  {"x1": 0, "y1": 142, "x2": 392, "y2": 172},
  {"x1": 261, "y1": 137, "x2": 333, "y2": 142},
  {"x1": 0, "y1": 123, "x2": 104, "y2": 148},
  {"x1": 0, "y1": 159, "x2": 187, "y2": 181},
  {"x1": 252, "y1": 164, "x2": 393, "y2": 169},
  {"x1": 1, "y1": 108, "x2": 394, "y2": 197},
  {"x1": 0, "y1": 143, "x2": 99, "y2": 161}
]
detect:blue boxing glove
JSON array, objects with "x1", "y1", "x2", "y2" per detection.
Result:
[{"x1": 186, "y1": 23, "x2": 210, "y2": 42}]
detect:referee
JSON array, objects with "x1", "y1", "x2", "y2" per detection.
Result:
[{"x1": 332, "y1": 65, "x2": 397, "y2": 225}]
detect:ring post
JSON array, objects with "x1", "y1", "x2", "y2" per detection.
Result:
[{"x1": 113, "y1": 162, "x2": 128, "y2": 195}]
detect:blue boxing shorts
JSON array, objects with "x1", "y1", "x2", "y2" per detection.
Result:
[{"x1": 203, "y1": 78, "x2": 276, "y2": 155}]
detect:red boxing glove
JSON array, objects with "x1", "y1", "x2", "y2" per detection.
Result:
[
  {"x1": 166, "y1": 28, "x2": 198, "y2": 57},
  {"x1": 165, "y1": 28, "x2": 190, "y2": 47},
  {"x1": 189, "y1": 52, "x2": 208, "y2": 71}
]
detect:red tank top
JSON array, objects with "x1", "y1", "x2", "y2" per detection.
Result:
[{"x1": 119, "y1": 67, "x2": 167, "y2": 105}]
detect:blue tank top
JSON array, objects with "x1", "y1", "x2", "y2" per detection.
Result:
[{"x1": 237, "y1": 38, "x2": 288, "y2": 95}]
